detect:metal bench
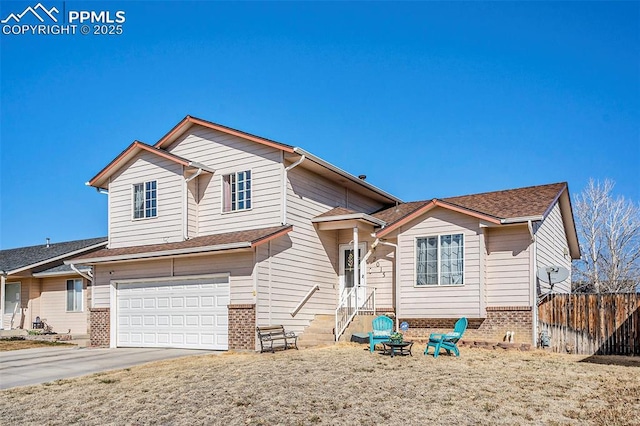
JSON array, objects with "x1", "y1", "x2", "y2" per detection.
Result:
[{"x1": 257, "y1": 325, "x2": 298, "y2": 353}]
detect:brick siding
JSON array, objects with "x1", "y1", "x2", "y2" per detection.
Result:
[
  {"x1": 401, "y1": 306, "x2": 533, "y2": 344},
  {"x1": 89, "y1": 308, "x2": 110, "y2": 347},
  {"x1": 228, "y1": 304, "x2": 255, "y2": 350}
]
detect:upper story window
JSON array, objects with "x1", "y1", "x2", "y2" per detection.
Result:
[
  {"x1": 222, "y1": 170, "x2": 251, "y2": 212},
  {"x1": 416, "y1": 234, "x2": 464, "y2": 286},
  {"x1": 133, "y1": 181, "x2": 157, "y2": 219},
  {"x1": 66, "y1": 279, "x2": 83, "y2": 312}
]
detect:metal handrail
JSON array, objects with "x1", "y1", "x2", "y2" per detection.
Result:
[
  {"x1": 290, "y1": 284, "x2": 320, "y2": 317},
  {"x1": 334, "y1": 287, "x2": 376, "y2": 341}
]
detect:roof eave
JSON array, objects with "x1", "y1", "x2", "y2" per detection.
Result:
[
  {"x1": 375, "y1": 200, "x2": 505, "y2": 238},
  {"x1": 32, "y1": 269, "x2": 91, "y2": 278},
  {"x1": 500, "y1": 215, "x2": 545, "y2": 224},
  {"x1": 311, "y1": 213, "x2": 387, "y2": 227},
  {"x1": 5, "y1": 241, "x2": 108, "y2": 276},
  {"x1": 67, "y1": 242, "x2": 253, "y2": 265}
]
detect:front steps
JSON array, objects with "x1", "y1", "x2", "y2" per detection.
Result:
[
  {"x1": 298, "y1": 312, "x2": 384, "y2": 348},
  {"x1": 297, "y1": 314, "x2": 335, "y2": 348}
]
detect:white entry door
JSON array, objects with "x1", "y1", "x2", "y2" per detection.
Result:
[
  {"x1": 339, "y1": 243, "x2": 367, "y2": 308},
  {"x1": 3, "y1": 282, "x2": 21, "y2": 329},
  {"x1": 115, "y1": 275, "x2": 229, "y2": 350}
]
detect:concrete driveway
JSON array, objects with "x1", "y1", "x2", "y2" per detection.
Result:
[{"x1": 0, "y1": 346, "x2": 215, "y2": 390}]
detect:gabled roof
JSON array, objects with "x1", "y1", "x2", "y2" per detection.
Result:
[
  {"x1": 0, "y1": 237, "x2": 108, "y2": 275},
  {"x1": 442, "y1": 182, "x2": 567, "y2": 220},
  {"x1": 155, "y1": 115, "x2": 296, "y2": 153},
  {"x1": 88, "y1": 141, "x2": 215, "y2": 190},
  {"x1": 87, "y1": 115, "x2": 402, "y2": 203},
  {"x1": 375, "y1": 183, "x2": 571, "y2": 238},
  {"x1": 70, "y1": 226, "x2": 292, "y2": 264}
]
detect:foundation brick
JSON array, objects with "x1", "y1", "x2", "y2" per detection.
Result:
[
  {"x1": 228, "y1": 304, "x2": 255, "y2": 350},
  {"x1": 89, "y1": 308, "x2": 110, "y2": 347},
  {"x1": 401, "y1": 306, "x2": 533, "y2": 345}
]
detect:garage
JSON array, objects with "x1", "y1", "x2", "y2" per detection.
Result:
[{"x1": 115, "y1": 275, "x2": 229, "y2": 350}]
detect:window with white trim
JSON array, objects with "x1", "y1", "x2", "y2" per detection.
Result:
[
  {"x1": 416, "y1": 234, "x2": 464, "y2": 285},
  {"x1": 133, "y1": 181, "x2": 157, "y2": 219},
  {"x1": 222, "y1": 170, "x2": 251, "y2": 212},
  {"x1": 66, "y1": 279, "x2": 83, "y2": 312}
]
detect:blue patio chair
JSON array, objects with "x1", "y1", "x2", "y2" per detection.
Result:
[
  {"x1": 424, "y1": 317, "x2": 468, "y2": 358},
  {"x1": 368, "y1": 315, "x2": 394, "y2": 353}
]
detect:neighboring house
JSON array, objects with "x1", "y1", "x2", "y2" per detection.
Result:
[
  {"x1": 0, "y1": 237, "x2": 108, "y2": 334},
  {"x1": 70, "y1": 115, "x2": 580, "y2": 350}
]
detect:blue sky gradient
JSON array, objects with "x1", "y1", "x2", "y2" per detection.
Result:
[{"x1": 1, "y1": 1, "x2": 638, "y2": 249}]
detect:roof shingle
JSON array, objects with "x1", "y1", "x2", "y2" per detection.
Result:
[
  {"x1": 72, "y1": 226, "x2": 292, "y2": 262},
  {"x1": 0, "y1": 237, "x2": 108, "y2": 273}
]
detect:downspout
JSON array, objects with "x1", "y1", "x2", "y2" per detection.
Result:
[
  {"x1": 183, "y1": 168, "x2": 203, "y2": 240},
  {"x1": 70, "y1": 264, "x2": 93, "y2": 282},
  {"x1": 282, "y1": 155, "x2": 305, "y2": 225},
  {"x1": 528, "y1": 220, "x2": 538, "y2": 347},
  {"x1": 0, "y1": 272, "x2": 6, "y2": 330}
]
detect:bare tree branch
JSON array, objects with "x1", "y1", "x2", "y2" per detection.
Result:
[{"x1": 572, "y1": 178, "x2": 640, "y2": 293}]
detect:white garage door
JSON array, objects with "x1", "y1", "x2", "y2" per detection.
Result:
[{"x1": 116, "y1": 275, "x2": 229, "y2": 350}]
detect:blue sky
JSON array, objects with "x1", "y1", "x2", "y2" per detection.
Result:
[{"x1": 1, "y1": 1, "x2": 638, "y2": 249}]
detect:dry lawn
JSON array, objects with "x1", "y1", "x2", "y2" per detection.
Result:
[
  {"x1": 0, "y1": 339, "x2": 73, "y2": 351},
  {"x1": 1, "y1": 343, "x2": 639, "y2": 425}
]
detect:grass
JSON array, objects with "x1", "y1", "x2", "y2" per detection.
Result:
[
  {"x1": 1, "y1": 343, "x2": 639, "y2": 425},
  {"x1": 0, "y1": 338, "x2": 73, "y2": 351}
]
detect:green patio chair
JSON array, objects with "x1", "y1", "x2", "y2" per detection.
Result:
[
  {"x1": 424, "y1": 317, "x2": 468, "y2": 358},
  {"x1": 368, "y1": 315, "x2": 394, "y2": 353}
]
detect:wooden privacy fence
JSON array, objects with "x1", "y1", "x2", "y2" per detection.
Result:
[{"x1": 538, "y1": 294, "x2": 640, "y2": 355}]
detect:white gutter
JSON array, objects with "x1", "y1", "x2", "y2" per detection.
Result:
[
  {"x1": 187, "y1": 161, "x2": 215, "y2": 173},
  {"x1": 293, "y1": 148, "x2": 403, "y2": 204},
  {"x1": 185, "y1": 168, "x2": 204, "y2": 183},
  {"x1": 501, "y1": 215, "x2": 544, "y2": 224},
  {"x1": 70, "y1": 263, "x2": 93, "y2": 282},
  {"x1": 66, "y1": 241, "x2": 253, "y2": 265},
  {"x1": 529, "y1": 219, "x2": 539, "y2": 348},
  {"x1": 312, "y1": 213, "x2": 386, "y2": 227},
  {"x1": 282, "y1": 155, "x2": 306, "y2": 225},
  {"x1": 6, "y1": 241, "x2": 108, "y2": 276},
  {"x1": 184, "y1": 167, "x2": 204, "y2": 239}
]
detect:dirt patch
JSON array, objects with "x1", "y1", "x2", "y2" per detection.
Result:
[
  {"x1": 0, "y1": 338, "x2": 73, "y2": 351},
  {"x1": 1, "y1": 344, "x2": 638, "y2": 425}
]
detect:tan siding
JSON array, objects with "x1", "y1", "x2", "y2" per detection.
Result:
[
  {"x1": 93, "y1": 260, "x2": 173, "y2": 307},
  {"x1": 485, "y1": 225, "x2": 532, "y2": 306},
  {"x1": 255, "y1": 165, "x2": 386, "y2": 335},
  {"x1": 337, "y1": 230, "x2": 395, "y2": 309},
  {"x1": 535, "y1": 202, "x2": 572, "y2": 293},
  {"x1": 109, "y1": 152, "x2": 184, "y2": 248},
  {"x1": 167, "y1": 127, "x2": 283, "y2": 235},
  {"x1": 397, "y1": 207, "x2": 482, "y2": 318},
  {"x1": 172, "y1": 253, "x2": 254, "y2": 304},
  {"x1": 347, "y1": 188, "x2": 387, "y2": 213},
  {"x1": 92, "y1": 254, "x2": 254, "y2": 308},
  {"x1": 39, "y1": 277, "x2": 88, "y2": 335}
]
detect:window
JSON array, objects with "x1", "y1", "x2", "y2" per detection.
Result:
[
  {"x1": 66, "y1": 279, "x2": 83, "y2": 312},
  {"x1": 416, "y1": 234, "x2": 464, "y2": 285},
  {"x1": 133, "y1": 181, "x2": 157, "y2": 219},
  {"x1": 222, "y1": 170, "x2": 251, "y2": 212}
]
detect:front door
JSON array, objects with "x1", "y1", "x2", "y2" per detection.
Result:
[
  {"x1": 339, "y1": 243, "x2": 366, "y2": 308},
  {"x1": 3, "y1": 282, "x2": 21, "y2": 329}
]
